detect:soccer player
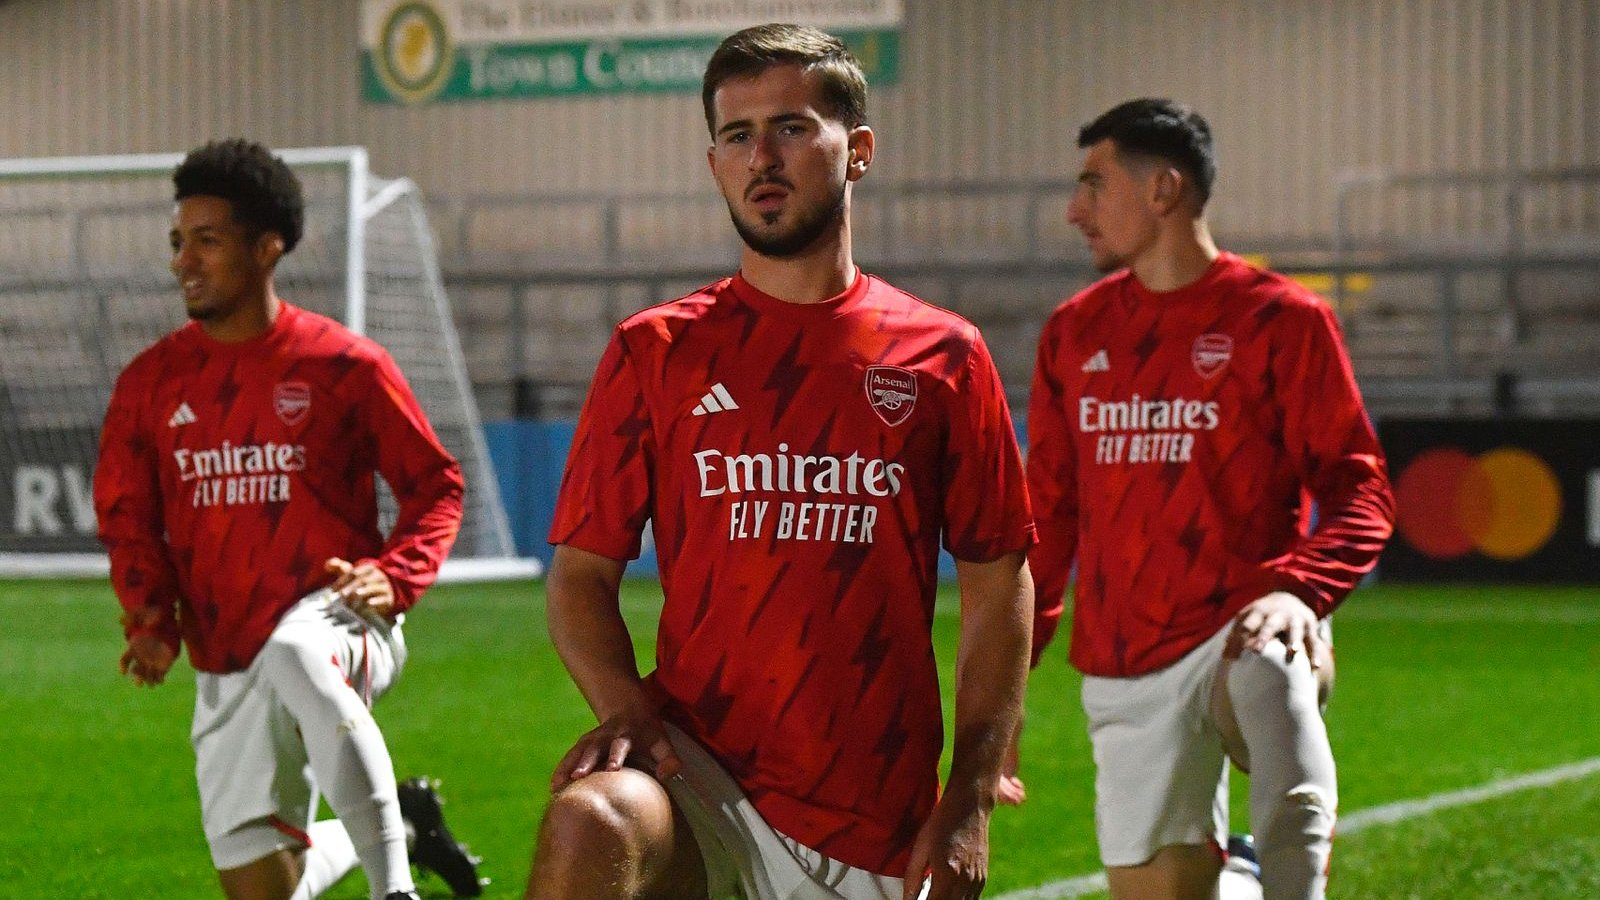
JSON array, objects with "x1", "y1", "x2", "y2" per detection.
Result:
[
  {"x1": 523, "y1": 24, "x2": 1035, "y2": 900},
  {"x1": 1025, "y1": 99, "x2": 1395, "y2": 900},
  {"x1": 94, "y1": 139, "x2": 484, "y2": 900}
]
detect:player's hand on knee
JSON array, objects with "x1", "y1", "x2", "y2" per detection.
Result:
[
  {"x1": 1226, "y1": 591, "x2": 1325, "y2": 669},
  {"x1": 324, "y1": 557, "x2": 397, "y2": 617},
  {"x1": 119, "y1": 634, "x2": 176, "y2": 687},
  {"x1": 551, "y1": 710, "x2": 682, "y2": 792}
]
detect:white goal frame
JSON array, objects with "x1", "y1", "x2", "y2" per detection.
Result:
[{"x1": 0, "y1": 146, "x2": 539, "y2": 582}]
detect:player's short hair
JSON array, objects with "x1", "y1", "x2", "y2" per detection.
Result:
[
  {"x1": 702, "y1": 23, "x2": 868, "y2": 136},
  {"x1": 173, "y1": 138, "x2": 305, "y2": 253},
  {"x1": 1079, "y1": 98, "x2": 1216, "y2": 210}
]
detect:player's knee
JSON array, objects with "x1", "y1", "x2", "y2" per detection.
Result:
[
  {"x1": 1227, "y1": 640, "x2": 1313, "y2": 707},
  {"x1": 538, "y1": 770, "x2": 675, "y2": 860}
]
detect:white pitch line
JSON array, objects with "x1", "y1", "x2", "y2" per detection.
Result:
[
  {"x1": 991, "y1": 756, "x2": 1600, "y2": 900},
  {"x1": 1337, "y1": 756, "x2": 1600, "y2": 830},
  {"x1": 991, "y1": 871, "x2": 1109, "y2": 900}
]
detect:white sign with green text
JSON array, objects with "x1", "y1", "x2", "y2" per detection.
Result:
[{"x1": 361, "y1": 0, "x2": 902, "y2": 103}]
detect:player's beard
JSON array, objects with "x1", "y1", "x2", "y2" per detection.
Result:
[
  {"x1": 184, "y1": 295, "x2": 221, "y2": 321},
  {"x1": 183, "y1": 287, "x2": 246, "y2": 323},
  {"x1": 728, "y1": 180, "x2": 847, "y2": 259}
]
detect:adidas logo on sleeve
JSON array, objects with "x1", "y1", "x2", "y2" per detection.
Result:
[
  {"x1": 1081, "y1": 349, "x2": 1110, "y2": 373},
  {"x1": 167, "y1": 402, "x2": 197, "y2": 428},
  {"x1": 692, "y1": 383, "x2": 740, "y2": 416}
]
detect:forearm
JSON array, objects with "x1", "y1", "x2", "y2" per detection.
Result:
[
  {"x1": 377, "y1": 466, "x2": 465, "y2": 609},
  {"x1": 1274, "y1": 307, "x2": 1396, "y2": 613},
  {"x1": 101, "y1": 534, "x2": 181, "y2": 653},
  {"x1": 546, "y1": 545, "x2": 656, "y2": 722},
  {"x1": 94, "y1": 415, "x2": 181, "y2": 646},
  {"x1": 948, "y1": 552, "x2": 1033, "y2": 799},
  {"x1": 1023, "y1": 351, "x2": 1077, "y2": 665},
  {"x1": 1274, "y1": 454, "x2": 1395, "y2": 614},
  {"x1": 1026, "y1": 515, "x2": 1076, "y2": 665},
  {"x1": 366, "y1": 352, "x2": 467, "y2": 607}
]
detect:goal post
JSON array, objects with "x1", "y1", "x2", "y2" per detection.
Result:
[{"x1": 0, "y1": 147, "x2": 539, "y2": 582}]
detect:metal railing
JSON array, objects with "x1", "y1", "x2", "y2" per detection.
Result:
[
  {"x1": 4, "y1": 169, "x2": 1597, "y2": 420},
  {"x1": 1331, "y1": 166, "x2": 1600, "y2": 415}
]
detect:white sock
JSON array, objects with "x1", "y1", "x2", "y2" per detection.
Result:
[
  {"x1": 290, "y1": 820, "x2": 360, "y2": 900},
  {"x1": 1217, "y1": 865, "x2": 1266, "y2": 900},
  {"x1": 259, "y1": 637, "x2": 415, "y2": 899},
  {"x1": 1226, "y1": 641, "x2": 1337, "y2": 900}
]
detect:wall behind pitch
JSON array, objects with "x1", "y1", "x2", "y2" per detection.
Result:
[{"x1": 0, "y1": 0, "x2": 1595, "y2": 248}]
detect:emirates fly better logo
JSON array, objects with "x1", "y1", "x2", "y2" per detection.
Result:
[{"x1": 865, "y1": 366, "x2": 917, "y2": 426}]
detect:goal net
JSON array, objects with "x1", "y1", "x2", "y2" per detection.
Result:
[{"x1": 0, "y1": 147, "x2": 538, "y2": 581}]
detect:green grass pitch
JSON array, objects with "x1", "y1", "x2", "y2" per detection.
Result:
[{"x1": 2, "y1": 578, "x2": 1598, "y2": 898}]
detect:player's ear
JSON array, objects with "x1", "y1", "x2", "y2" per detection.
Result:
[
  {"x1": 1152, "y1": 167, "x2": 1185, "y2": 215},
  {"x1": 255, "y1": 231, "x2": 285, "y2": 268},
  {"x1": 845, "y1": 125, "x2": 874, "y2": 182}
]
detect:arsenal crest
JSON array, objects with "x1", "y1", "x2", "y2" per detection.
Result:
[
  {"x1": 1192, "y1": 334, "x2": 1233, "y2": 379},
  {"x1": 865, "y1": 366, "x2": 917, "y2": 427},
  {"x1": 274, "y1": 381, "x2": 312, "y2": 426}
]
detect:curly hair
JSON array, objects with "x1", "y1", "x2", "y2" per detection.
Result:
[{"x1": 172, "y1": 139, "x2": 305, "y2": 253}]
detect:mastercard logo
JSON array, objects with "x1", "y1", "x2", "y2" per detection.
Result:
[{"x1": 1394, "y1": 447, "x2": 1562, "y2": 560}]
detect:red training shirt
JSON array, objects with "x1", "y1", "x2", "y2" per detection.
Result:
[
  {"x1": 550, "y1": 271, "x2": 1034, "y2": 874},
  {"x1": 1028, "y1": 252, "x2": 1394, "y2": 677},
  {"x1": 95, "y1": 303, "x2": 463, "y2": 673}
]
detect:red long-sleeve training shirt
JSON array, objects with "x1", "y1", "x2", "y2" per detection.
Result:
[{"x1": 95, "y1": 303, "x2": 463, "y2": 673}]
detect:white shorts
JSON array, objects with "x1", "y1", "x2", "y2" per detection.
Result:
[
  {"x1": 1081, "y1": 623, "x2": 1234, "y2": 868},
  {"x1": 662, "y1": 723, "x2": 929, "y2": 900},
  {"x1": 191, "y1": 589, "x2": 406, "y2": 869}
]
